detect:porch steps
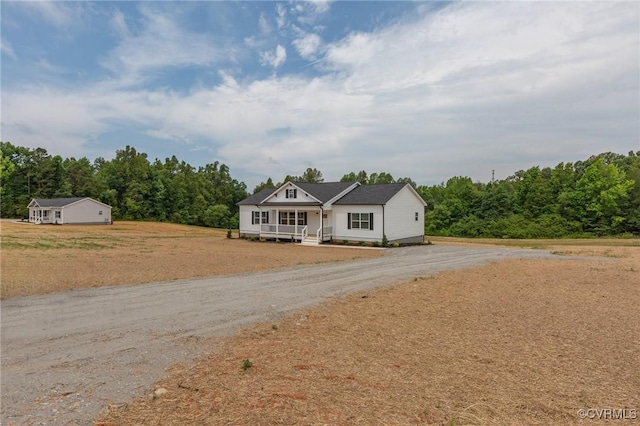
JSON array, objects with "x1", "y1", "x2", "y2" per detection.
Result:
[{"x1": 300, "y1": 237, "x2": 319, "y2": 246}]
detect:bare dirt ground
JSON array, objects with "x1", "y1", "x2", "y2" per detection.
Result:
[
  {"x1": 1, "y1": 222, "x2": 638, "y2": 425},
  {"x1": 0, "y1": 221, "x2": 379, "y2": 299},
  {"x1": 96, "y1": 245, "x2": 639, "y2": 426}
]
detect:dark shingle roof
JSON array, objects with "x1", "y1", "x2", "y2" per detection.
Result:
[
  {"x1": 32, "y1": 197, "x2": 86, "y2": 208},
  {"x1": 294, "y1": 182, "x2": 356, "y2": 203},
  {"x1": 236, "y1": 188, "x2": 276, "y2": 205},
  {"x1": 236, "y1": 182, "x2": 356, "y2": 206},
  {"x1": 333, "y1": 183, "x2": 407, "y2": 205}
]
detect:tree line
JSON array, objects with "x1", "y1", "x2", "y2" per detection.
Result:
[
  {"x1": 417, "y1": 152, "x2": 640, "y2": 237},
  {"x1": 0, "y1": 143, "x2": 248, "y2": 228},
  {"x1": 1, "y1": 141, "x2": 638, "y2": 237}
]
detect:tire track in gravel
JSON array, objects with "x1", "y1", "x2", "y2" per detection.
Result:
[{"x1": 1, "y1": 245, "x2": 565, "y2": 425}]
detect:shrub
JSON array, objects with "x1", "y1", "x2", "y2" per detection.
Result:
[
  {"x1": 382, "y1": 234, "x2": 389, "y2": 247},
  {"x1": 226, "y1": 229, "x2": 232, "y2": 239},
  {"x1": 241, "y1": 359, "x2": 253, "y2": 370}
]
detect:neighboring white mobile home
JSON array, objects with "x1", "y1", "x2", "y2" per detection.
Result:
[
  {"x1": 237, "y1": 182, "x2": 426, "y2": 245},
  {"x1": 27, "y1": 197, "x2": 112, "y2": 225}
]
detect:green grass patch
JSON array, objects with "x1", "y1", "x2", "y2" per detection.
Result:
[
  {"x1": 427, "y1": 236, "x2": 640, "y2": 248},
  {"x1": 1, "y1": 235, "x2": 117, "y2": 250}
]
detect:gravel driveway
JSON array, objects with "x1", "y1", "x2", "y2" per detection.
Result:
[{"x1": 1, "y1": 245, "x2": 561, "y2": 425}]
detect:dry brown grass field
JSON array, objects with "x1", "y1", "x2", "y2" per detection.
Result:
[
  {"x1": 95, "y1": 240, "x2": 639, "y2": 425},
  {"x1": 2, "y1": 221, "x2": 638, "y2": 424},
  {"x1": 0, "y1": 221, "x2": 379, "y2": 299}
]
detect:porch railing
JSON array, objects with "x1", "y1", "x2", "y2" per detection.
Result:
[
  {"x1": 259, "y1": 224, "x2": 333, "y2": 242},
  {"x1": 315, "y1": 226, "x2": 333, "y2": 242},
  {"x1": 31, "y1": 216, "x2": 51, "y2": 224},
  {"x1": 260, "y1": 224, "x2": 297, "y2": 234}
]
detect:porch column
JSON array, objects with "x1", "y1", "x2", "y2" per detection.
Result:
[
  {"x1": 294, "y1": 208, "x2": 298, "y2": 236},
  {"x1": 276, "y1": 208, "x2": 279, "y2": 235},
  {"x1": 258, "y1": 206, "x2": 262, "y2": 238},
  {"x1": 320, "y1": 207, "x2": 323, "y2": 242}
]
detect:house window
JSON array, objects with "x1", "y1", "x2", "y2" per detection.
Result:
[
  {"x1": 348, "y1": 213, "x2": 373, "y2": 230},
  {"x1": 279, "y1": 211, "x2": 307, "y2": 226},
  {"x1": 99, "y1": 211, "x2": 103, "y2": 215},
  {"x1": 279, "y1": 211, "x2": 294, "y2": 225},
  {"x1": 415, "y1": 212, "x2": 419, "y2": 221},
  {"x1": 252, "y1": 211, "x2": 269, "y2": 224},
  {"x1": 297, "y1": 212, "x2": 307, "y2": 226},
  {"x1": 286, "y1": 188, "x2": 297, "y2": 199},
  {"x1": 55, "y1": 211, "x2": 61, "y2": 219}
]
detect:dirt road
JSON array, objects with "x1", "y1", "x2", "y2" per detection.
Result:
[{"x1": 1, "y1": 245, "x2": 564, "y2": 425}]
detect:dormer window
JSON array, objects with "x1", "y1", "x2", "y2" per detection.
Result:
[{"x1": 286, "y1": 188, "x2": 297, "y2": 199}]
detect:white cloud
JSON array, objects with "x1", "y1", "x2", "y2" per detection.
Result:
[
  {"x1": 1, "y1": 2, "x2": 637, "y2": 189},
  {"x1": 276, "y1": 3, "x2": 287, "y2": 29},
  {"x1": 259, "y1": 45, "x2": 287, "y2": 70},
  {"x1": 100, "y1": 5, "x2": 225, "y2": 87},
  {"x1": 309, "y1": 0, "x2": 332, "y2": 16},
  {"x1": 292, "y1": 32, "x2": 322, "y2": 60},
  {"x1": 1, "y1": 40, "x2": 17, "y2": 60},
  {"x1": 145, "y1": 129, "x2": 193, "y2": 145},
  {"x1": 258, "y1": 13, "x2": 271, "y2": 35},
  {"x1": 292, "y1": 0, "x2": 332, "y2": 26},
  {"x1": 17, "y1": 1, "x2": 85, "y2": 28},
  {"x1": 110, "y1": 9, "x2": 129, "y2": 38},
  {"x1": 1, "y1": 86, "x2": 112, "y2": 158},
  {"x1": 35, "y1": 58, "x2": 63, "y2": 73}
]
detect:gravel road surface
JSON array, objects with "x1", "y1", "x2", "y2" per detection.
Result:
[{"x1": 1, "y1": 245, "x2": 562, "y2": 425}]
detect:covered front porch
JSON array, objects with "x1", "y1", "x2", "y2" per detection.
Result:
[
  {"x1": 29, "y1": 207, "x2": 61, "y2": 224},
  {"x1": 257, "y1": 206, "x2": 333, "y2": 244},
  {"x1": 30, "y1": 208, "x2": 52, "y2": 224}
]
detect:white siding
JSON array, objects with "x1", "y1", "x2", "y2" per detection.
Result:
[
  {"x1": 238, "y1": 205, "x2": 260, "y2": 235},
  {"x1": 239, "y1": 205, "x2": 322, "y2": 236},
  {"x1": 306, "y1": 211, "x2": 321, "y2": 234},
  {"x1": 383, "y1": 186, "x2": 425, "y2": 241},
  {"x1": 332, "y1": 205, "x2": 384, "y2": 242},
  {"x1": 62, "y1": 199, "x2": 111, "y2": 224},
  {"x1": 262, "y1": 183, "x2": 320, "y2": 204}
]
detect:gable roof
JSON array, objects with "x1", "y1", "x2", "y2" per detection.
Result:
[
  {"x1": 333, "y1": 183, "x2": 408, "y2": 205},
  {"x1": 237, "y1": 182, "x2": 356, "y2": 206},
  {"x1": 29, "y1": 197, "x2": 112, "y2": 209},
  {"x1": 293, "y1": 182, "x2": 356, "y2": 203},
  {"x1": 30, "y1": 197, "x2": 87, "y2": 208},
  {"x1": 236, "y1": 182, "x2": 425, "y2": 207},
  {"x1": 236, "y1": 188, "x2": 276, "y2": 205}
]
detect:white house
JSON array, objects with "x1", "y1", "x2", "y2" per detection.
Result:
[
  {"x1": 237, "y1": 182, "x2": 427, "y2": 245},
  {"x1": 27, "y1": 197, "x2": 112, "y2": 225}
]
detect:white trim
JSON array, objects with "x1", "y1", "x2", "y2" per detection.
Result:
[
  {"x1": 63, "y1": 197, "x2": 112, "y2": 209},
  {"x1": 323, "y1": 182, "x2": 361, "y2": 209},
  {"x1": 27, "y1": 197, "x2": 112, "y2": 209},
  {"x1": 386, "y1": 184, "x2": 427, "y2": 207},
  {"x1": 260, "y1": 182, "x2": 323, "y2": 204}
]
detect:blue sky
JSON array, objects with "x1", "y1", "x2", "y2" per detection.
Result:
[{"x1": 1, "y1": 1, "x2": 638, "y2": 190}]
